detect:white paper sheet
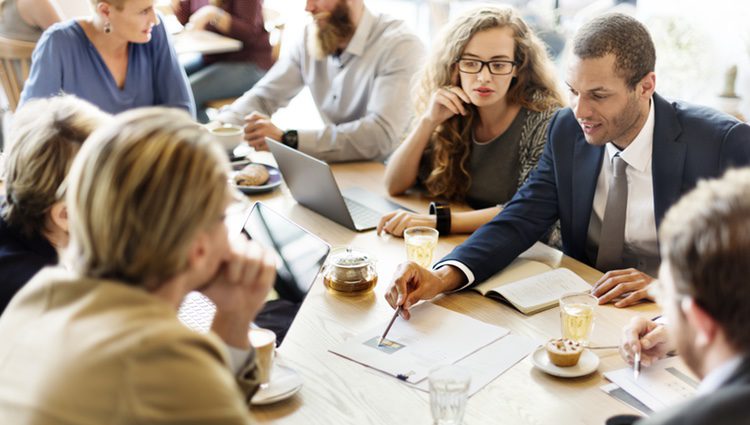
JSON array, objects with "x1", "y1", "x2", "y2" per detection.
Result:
[
  {"x1": 412, "y1": 333, "x2": 539, "y2": 397},
  {"x1": 604, "y1": 356, "x2": 699, "y2": 411},
  {"x1": 329, "y1": 302, "x2": 509, "y2": 384}
]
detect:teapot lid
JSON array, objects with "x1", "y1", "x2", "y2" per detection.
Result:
[{"x1": 329, "y1": 247, "x2": 372, "y2": 268}]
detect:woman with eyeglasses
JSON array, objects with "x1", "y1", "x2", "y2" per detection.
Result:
[{"x1": 378, "y1": 6, "x2": 563, "y2": 238}]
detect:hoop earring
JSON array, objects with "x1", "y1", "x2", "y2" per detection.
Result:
[{"x1": 104, "y1": 22, "x2": 111, "y2": 34}]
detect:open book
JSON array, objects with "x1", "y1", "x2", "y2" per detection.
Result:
[{"x1": 472, "y1": 258, "x2": 592, "y2": 315}]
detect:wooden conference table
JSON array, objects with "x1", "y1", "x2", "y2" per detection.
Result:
[{"x1": 243, "y1": 152, "x2": 659, "y2": 425}]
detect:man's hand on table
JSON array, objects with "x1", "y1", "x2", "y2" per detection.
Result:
[
  {"x1": 592, "y1": 268, "x2": 655, "y2": 308},
  {"x1": 385, "y1": 263, "x2": 466, "y2": 320},
  {"x1": 243, "y1": 112, "x2": 283, "y2": 151}
]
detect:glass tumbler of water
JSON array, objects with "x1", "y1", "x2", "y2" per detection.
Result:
[
  {"x1": 559, "y1": 292, "x2": 597, "y2": 345},
  {"x1": 404, "y1": 226, "x2": 439, "y2": 268},
  {"x1": 429, "y1": 365, "x2": 470, "y2": 425}
]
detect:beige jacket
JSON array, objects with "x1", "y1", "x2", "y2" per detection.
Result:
[{"x1": 0, "y1": 267, "x2": 258, "y2": 424}]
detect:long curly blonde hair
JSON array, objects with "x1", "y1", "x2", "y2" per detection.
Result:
[{"x1": 417, "y1": 6, "x2": 564, "y2": 201}]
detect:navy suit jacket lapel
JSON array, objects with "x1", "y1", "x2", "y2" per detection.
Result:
[
  {"x1": 571, "y1": 132, "x2": 603, "y2": 258},
  {"x1": 651, "y1": 93, "x2": 685, "y2": 230}
]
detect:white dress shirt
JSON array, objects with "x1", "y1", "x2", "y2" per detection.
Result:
[
  {"x1": 590, "y1": 98, "x2": 659, "y2": 275},
  {"x1": 697, "y1": 355, "x2": 744, "y2": 395},
  {"x1": 217, "y1": 8, "x2": 424, "y2": 162}
]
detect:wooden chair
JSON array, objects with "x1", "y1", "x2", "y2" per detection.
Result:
[{"x1": 0, "y1": 35, "x2": 35, "y2": 112}]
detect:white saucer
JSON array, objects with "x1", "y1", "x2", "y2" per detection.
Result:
[
  {"x1": 530, "y1": 346, "x2": 600, "y2": 378},
  {"x1": 251, "y1": 364, "x2": 303, "y2": 405}
]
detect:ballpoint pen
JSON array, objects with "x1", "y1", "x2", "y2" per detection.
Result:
[
  {"x1": 378, "y1": 306, "x2": 402, "y2": 346},
  {"x1": 634, "y1": 349, "x2": 641, "y2": 381}
]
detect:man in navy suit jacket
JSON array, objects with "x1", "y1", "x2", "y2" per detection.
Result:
[
  {"x1": 385, "y1": 13, "x2": 750, "y2": 319},
  {"x1": 618, "y1": 169, "x2": 750, "y2": 425}
]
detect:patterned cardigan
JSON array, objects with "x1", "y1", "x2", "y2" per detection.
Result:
[{"x1": 417, "y1": 107, "x2": 561, "y2": 246}]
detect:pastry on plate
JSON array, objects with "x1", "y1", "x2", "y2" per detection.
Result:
[
  {"x1": 545, "y1": 338, "x2": 583, "y2": 367},
  {"x1": 234, "y1": 164, "x2": 269, "y2": 186}
]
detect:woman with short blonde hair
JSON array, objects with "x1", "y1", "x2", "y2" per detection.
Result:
[
  {"x1": 0, "y1": 95, "x2": 108, "y2": 313},
  {"x1": 19, "y1": 0, "x2": 194, "y2": 115},
  {"x1": 379, "y1": 6, "x2": 564, "y2": 238},
  {"x1": 0, "y1": 108, "x2": 276, "y2": 423}
]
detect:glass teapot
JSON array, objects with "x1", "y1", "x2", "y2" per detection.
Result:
[{"x1": 322, "y1": 247, "x2": 378, "y2": 296}]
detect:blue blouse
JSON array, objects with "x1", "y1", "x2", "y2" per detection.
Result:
[{"x1": 20, "y1": 19, "x2": 195, "y2": 117}]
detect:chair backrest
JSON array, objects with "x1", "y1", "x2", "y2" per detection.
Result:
[{"x1": 0, "y1": 35, "x2": 35, "y2": 112}]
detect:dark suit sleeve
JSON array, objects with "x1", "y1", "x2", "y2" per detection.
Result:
[
  {"x1": 720, "y1": 121, "x2": 750, "y2": 168},
  {"x1": 439, "y1": 112, "x2": 562, "y2": 285}
]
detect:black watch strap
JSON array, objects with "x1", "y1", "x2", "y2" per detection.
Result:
[
  {"x1": 429, "y1": 201, "x2": 451, "y2": 235},
  {"x1": 281, "y1": 130, "x2": 298, "y2": 149}
]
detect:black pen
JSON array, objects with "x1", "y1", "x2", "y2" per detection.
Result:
[{"x1": 378, "y1": 306, "x2": 402, "y2": 346}]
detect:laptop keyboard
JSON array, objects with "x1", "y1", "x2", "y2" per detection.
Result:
[{"x1": 344, "y1": 197, "x2": 381, "y2": 229}]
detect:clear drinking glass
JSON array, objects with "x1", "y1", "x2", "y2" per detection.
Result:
[
  {"x1": 559, "y1": 292, "x2": 597, "y2": 345},
  {"x1": 404, "y1": 226, "x2": 439, "y2": 268},
  {"x1": 429, "y1": 365, "x2": 470, "y2": 425}
]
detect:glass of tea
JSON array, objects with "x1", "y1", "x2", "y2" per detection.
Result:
[
  {"x1": 559, "y1": 292, "x2": 597, "y2": 345},
  {"x1": 404, "y1": 226, "x2": 439, "y2": 268}
]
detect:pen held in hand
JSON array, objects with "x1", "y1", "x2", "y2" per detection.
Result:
[
  {"x1": 634, "y1": 350, "x2": 641, "y2": 381},
  {"x1": 378, "y1": 306, "x2": 402, "y2": 346}
]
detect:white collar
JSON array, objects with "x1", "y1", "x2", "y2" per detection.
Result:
[
  {"x1": 343, "y1": 7, "x2": 375, "y2": 57},
  {"x1": 605, "y1": 98, "x2": 654, "y2": 173},
  {"x1": 697, "y1": 355, "x2": 744, "y2": 395}
]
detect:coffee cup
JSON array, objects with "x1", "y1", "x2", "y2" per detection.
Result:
[
  {"x1": 249, "y1": 328, "x2": 276, "y2": 388},
  {"x1": 210, "y1": 124, "x2": 244, "y2": 154}
]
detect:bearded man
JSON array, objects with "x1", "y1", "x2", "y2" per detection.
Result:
[{"x1": 216, "y1": 0, "x2": 423, "y2": 162}]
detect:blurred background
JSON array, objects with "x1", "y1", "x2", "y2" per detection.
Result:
[{"x1": 58, "y1": 0, "x2": 750, "y2": 124}]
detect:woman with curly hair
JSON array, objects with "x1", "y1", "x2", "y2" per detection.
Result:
[{"x1": 378, "y1": 6, "x2": 563, "y2": 237}]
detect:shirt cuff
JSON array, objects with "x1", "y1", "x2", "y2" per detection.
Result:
[
  {"x1": 226, "y1": 344, "x2": 254, "y2": 374},
  {"x1": 433, "y1": 260, "x2": 475, "y2": 292},
  {"x1": 296, "y1": 129, "x2": 316, "y2": 154}
]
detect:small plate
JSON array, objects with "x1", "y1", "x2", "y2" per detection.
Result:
[
  {"x1": 251, "y1": 364, "x2": 303, "y2": 405},
  {"x1": 530, "y1": 346, "x2": 600, "y2": 378},
  {"x1": 231, "y1": 163, "x2": 282, "y2": 194}
]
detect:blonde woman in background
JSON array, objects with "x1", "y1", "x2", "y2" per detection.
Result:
[
  {"x1": 0, "y1": 0, "x2": 62, "y2": 41},
  {"x1": 378, "y1": 6, "x2": 563, "y2": 238},
  {"x1": 19, "y1": 0, "x2": 194, "y2": 116},
  {"x1": 0, "y1": 108, "x2": 275, "y2": 423},
  {"x1": 0, "y1": 95, "x2": 108, "y2": 314}
]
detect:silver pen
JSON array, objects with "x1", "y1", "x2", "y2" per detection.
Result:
[
  {"x1": 633, "y1": 349, "x2": 641, "y2": 381},
  {"x1": 378, "y1": 306, "x2": 402, "y2": 346}
]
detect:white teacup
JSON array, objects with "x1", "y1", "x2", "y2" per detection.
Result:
[
  {"x1": 210, "y1": 124, "x2": 244, "y2": 154},
  {"x1": 249, "y1": 328, "x2": 276, "y2": 388}
]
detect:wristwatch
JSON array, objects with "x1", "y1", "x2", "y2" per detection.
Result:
[
  {"x1": 429, "y1": 201, "x2": 451, "y2": 235},
  {"x1": 281, "y1": 130, "x2": 298, "y2": 149}
]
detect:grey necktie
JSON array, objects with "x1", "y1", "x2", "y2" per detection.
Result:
[{"x1": 596, "y1": 154, "x2": 628, "y2": 271}]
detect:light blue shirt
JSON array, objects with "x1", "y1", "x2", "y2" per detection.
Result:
[{"x1": 20, "y1": 18, "x2": 195, "y2": 117}]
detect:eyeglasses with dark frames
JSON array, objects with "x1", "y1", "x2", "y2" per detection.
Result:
[{"x1": 456, "y1": 58, "x2": 516, "y2": 76}]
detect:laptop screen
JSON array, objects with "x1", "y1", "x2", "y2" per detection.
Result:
[{"x1": 179, "y1": 202, "x2": 330, "y2": 345}]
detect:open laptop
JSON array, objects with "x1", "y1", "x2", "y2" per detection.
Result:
[
  {"x1": 178, "y1": 202, "x2": 330, "y2": 345},
  {"x1": 266, "y1": 138, "x2": 412, "y2": 231}
]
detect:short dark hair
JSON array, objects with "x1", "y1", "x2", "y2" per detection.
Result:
[
  {"x1": 573, "y1": 13, "x2": 655, "y2": 89},
  {"x1": 660, "y1": 168, "x2": 750, "y2": 353}
]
